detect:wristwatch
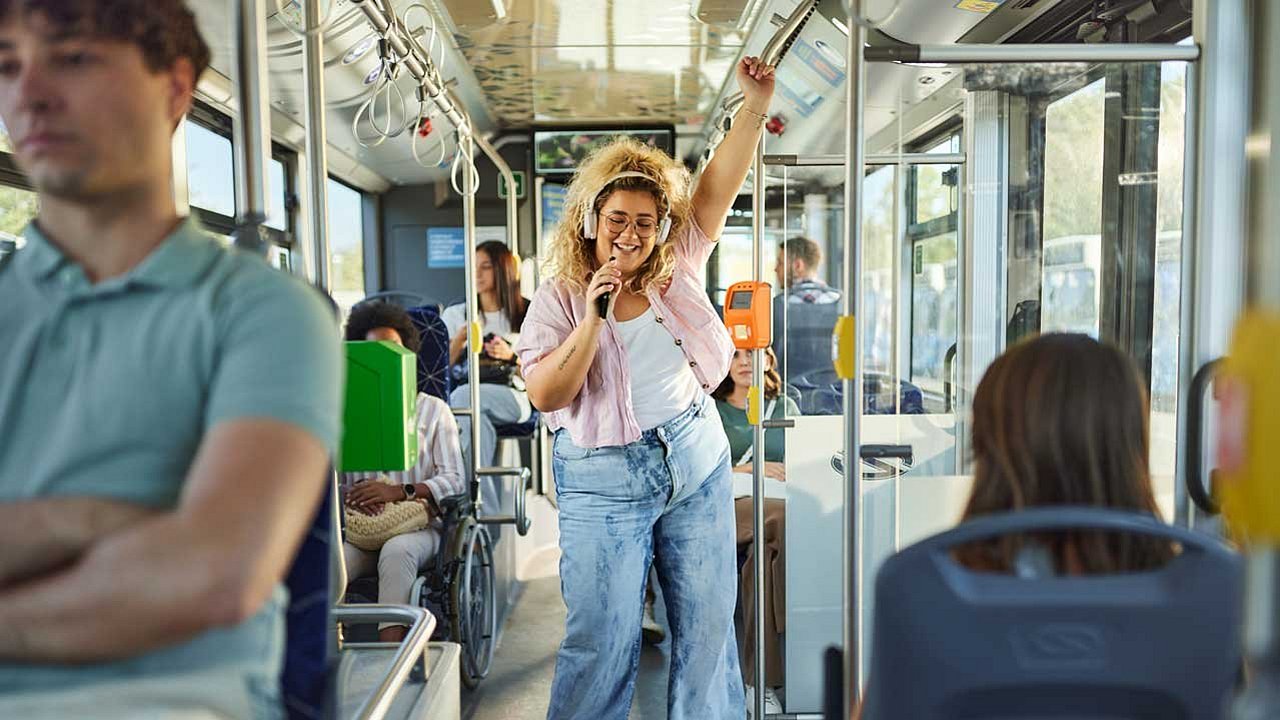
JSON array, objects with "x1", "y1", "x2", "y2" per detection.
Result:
[{"x1": 403, "y1": 483, "x2": 417, "y2": 500}]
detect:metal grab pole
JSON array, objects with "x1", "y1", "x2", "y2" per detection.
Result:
[
  {"x1": 302, "y1": 0, "x2": 331, "y2": 290},
  {"x1": 231, "y1": 0, "x2": 272, "y2": 254},
  {"x1": 475, "y1": 135, "x2": 520, "y2": 255},
  {"x1": 751, "y1": 138, "x2": 768, "y2": 719},
  {"x1": 462, "y1": 133, "x2": 484, "y2": 498},
  {"x1": 842, "y1": 3, "x2": 869, "y2": 715}
]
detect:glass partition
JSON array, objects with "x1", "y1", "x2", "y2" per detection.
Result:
[{"x1": 725, "y1": 57, "x2": 1191, "y2": 711}]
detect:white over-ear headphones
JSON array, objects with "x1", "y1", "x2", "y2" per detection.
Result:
[{"x1": 582, "y1": 171, "x2": 673, "y2": 244}]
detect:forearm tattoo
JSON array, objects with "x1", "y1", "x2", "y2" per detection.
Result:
[{"x1": 558, "y1": 344, "x2": 577, "y2": 371}]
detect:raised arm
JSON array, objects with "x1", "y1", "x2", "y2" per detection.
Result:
[
  {"x1": 691, "y1": 56, "x2": 777, "y2": 243},
  {"x1": 0, "y1": 420, "x2": 329, "y2": 662}
]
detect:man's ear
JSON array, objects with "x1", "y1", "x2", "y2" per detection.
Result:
[{"x1": 166, "y1": 57, "x2": 197, "y2": 131}]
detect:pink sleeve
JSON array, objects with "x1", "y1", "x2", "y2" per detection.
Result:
[
  {"x1": 673, "y1": 216, "x2": 716, "y2": 274},
  {"x1": 514, "y1": 284, "x2": 575, "y2": 379}
]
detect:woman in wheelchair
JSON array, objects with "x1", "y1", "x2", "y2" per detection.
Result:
[
  {"x1": 954, "y1": 332, "x2": 1175, "y2": 574},
  {"x1": 713, "y1": 347, "x2": 797, "y2": 715},
  {"x1": 341, "y1": 301, "x2": 466, "y2": 642},
  {"x1": 442, "y1": 240, "x2": 533, "y2": 471}
]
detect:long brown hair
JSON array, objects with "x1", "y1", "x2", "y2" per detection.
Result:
[
  {"x1": 958, "y1": 333, "x2": 1174, "y2": 574},
  {"x1": 713, "y1": 348, "x2": 782, "y2": 402},
  {"x1": 477, "y1": 241, "x2": 526, "y2": 331}
]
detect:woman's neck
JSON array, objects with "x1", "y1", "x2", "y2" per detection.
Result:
[
  {"x1": 727, "y1": 384, "x2": 749, "y2": 409},
  {"x1": 479, "y1": 291, "x2": 502, "y2": 313}
]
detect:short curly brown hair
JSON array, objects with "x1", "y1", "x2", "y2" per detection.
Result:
[{"x1": 0, "y1": 0, "x2": 211, "y2": 80}]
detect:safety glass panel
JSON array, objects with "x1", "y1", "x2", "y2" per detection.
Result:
[{"x1": 0, "y1": 184, "x2": 37, "y2": 240}]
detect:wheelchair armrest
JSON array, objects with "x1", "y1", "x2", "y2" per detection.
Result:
[{"x1": 437, "y1": 493, "x2": 471, "y2": 523}]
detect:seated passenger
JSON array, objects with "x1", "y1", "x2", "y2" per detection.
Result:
[
  {"x1": 714, "y1": 347, "x2": 799, "y2": 716},
  {"x1": 442, "y1": 241, "x2": 533, "y2": 475},
  {"x1": 0, "y1": 3, "x2": 342, "y2": 717},
  {"x1": 955, "y1": 332, "x2": 1174, "y2": 574},
  {"x1": 854, "y1": 333, "x2": 1176, "y2": 719},
  {"x1": 771, "y1": 236, "x2": 841, "y2": 381},
  {"x1": 341, "y1": 301, "x2": 466, "y2": 642}
]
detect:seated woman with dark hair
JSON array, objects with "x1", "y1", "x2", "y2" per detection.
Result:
[
  {"x1": 341, "y1": 301, "x2": 466, "y2": 642},
  {"x1": 714, "y1": 347, "x2": 799, "y2": 716},
  {"x1": 956, "y1": 332, "x2": 1174, "y2": 574},
  {"x1": 854, "y1": 333, "x2": 1177, "y2": 719}
]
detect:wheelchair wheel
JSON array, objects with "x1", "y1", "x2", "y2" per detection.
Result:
[{"x1": 450, "y1": 519, "x2": 496, "y2": 689}]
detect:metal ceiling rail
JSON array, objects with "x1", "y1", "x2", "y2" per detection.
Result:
[
  {"x1": 349, "y1": 0, "x2": 470, "y2": 135},
  {"x1": 867, "y1": 42, "x2": 1201, "y2": 63}
]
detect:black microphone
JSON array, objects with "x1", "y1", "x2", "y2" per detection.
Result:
[{"x1": 596, "y1": 255, "x2": 616, "y2": 319}]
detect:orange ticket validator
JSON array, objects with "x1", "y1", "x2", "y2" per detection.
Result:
[{"x1": 723, "y1": 281, "x2": 772, "y2": 350}]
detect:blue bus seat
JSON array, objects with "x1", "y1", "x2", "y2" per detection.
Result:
[
  {"x1": 495, "y1": 410, "x2": 539, "y2": 438},
  {"x1": 281, "y1": 481, "x2": 335, "y2": 720},
  {"x1": 406, "y1": 304, "x2": 452, "y2": 403},
  {"x1": 773, "y1": 296, "x2": 841, "y2": 382},
  {"x1": 789, "y1": 369, "x2": 924, "y2": 416},
  {"x1": 862, "y1": 507, "x2": 1243, "y2": 720}
]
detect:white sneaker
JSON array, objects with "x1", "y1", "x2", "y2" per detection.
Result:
[
  {"x1": 745, "y1": 685, "x2": 783, "y2": 718},
  {"x1": 641, "y1": 599, "x2": 665, "y2": 645}
]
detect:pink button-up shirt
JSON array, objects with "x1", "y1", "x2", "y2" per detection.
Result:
[{"x1": 515, "y1": 218, "x2": 734, "y2": 448}]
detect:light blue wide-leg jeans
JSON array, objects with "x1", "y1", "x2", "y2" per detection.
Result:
[{"x1": 547, "y1": 395, "x2": 744, "y2": 720}]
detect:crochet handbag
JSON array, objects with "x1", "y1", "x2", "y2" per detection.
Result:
[{"x1": 343, "y1": 477, "x2": 430, "y2": 551}]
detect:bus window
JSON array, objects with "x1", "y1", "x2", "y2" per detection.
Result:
[
  {"x1": 0, "y1": 184, "x2": 36, "y2": 239},
  {"x1": 328, "y1": 178, "x2": 366, "y2": 317},
  {"x1": 184, "y1": 120, "x2": 236, "y2": 219},
  {"x1": 1041, "y1": 78, "x2": 1105, "y2": 337},
  {"x1": 863, "y1": 166, "x2": 895, "y2": 376},
  {"x1": 265, "y1": 158, "x2": 288, "y2": 232},
  {"x1": 909, "y1": 231, "x2": 958, "y2": 402}
]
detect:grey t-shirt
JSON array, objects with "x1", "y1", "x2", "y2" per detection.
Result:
[{"x1": 0, "y1": 218, "x2": 343, "y2": 696}]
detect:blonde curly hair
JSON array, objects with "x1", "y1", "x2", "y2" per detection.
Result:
[{"x1": 543, "y1": 137, "x2": 692, "y2": 294}]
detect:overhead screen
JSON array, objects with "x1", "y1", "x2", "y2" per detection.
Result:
[{"x1": 533, "y1": 128, "x2": 674, "y2": 175}]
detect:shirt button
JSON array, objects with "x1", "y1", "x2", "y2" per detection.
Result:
[
  {"x1": 703, "y1": 383, "x2": 710, "y2": 389},
  {"x1": 655, "y1": 317, "x2": 664, "y2": 324},
  {"x1": 689, "y1": 361, "x2": 697, "y2": 368},
  {"x1": 674, "y1": 339, "x2": 683, "y2": 346}
]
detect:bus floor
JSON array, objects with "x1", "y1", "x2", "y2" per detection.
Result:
[{"x1": 462, "y1": 548, "x2": 672, "y2": 720}]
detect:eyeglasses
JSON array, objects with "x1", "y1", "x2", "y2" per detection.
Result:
[{"x1": 603, "y1": 213, "x2": 659, "y2": 239}]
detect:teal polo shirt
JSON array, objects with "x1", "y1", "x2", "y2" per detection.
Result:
[{"x1": 0, "y1": 217, "x2": 343, "y2": 698}]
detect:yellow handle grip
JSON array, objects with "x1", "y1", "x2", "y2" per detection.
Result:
[
  {"x1": 470, "y1": 321, "x2": 483, "y2": 354},
  {"x1": 832, "y1": 315, "x2": 856, "y2": 380},
  {"x1": 747, "y1": 385, "x2": 763, "y2": 426},
  {"x1": 1219, "y1": 311, "x2": 1280, "y2": 542}
]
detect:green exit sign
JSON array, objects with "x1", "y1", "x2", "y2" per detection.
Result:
[{"x1": 498, "y1": 170, "x2": 526, "y2": 200}]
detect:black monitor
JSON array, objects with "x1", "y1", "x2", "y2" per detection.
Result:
[{"x1": 533, "y1": 127, "x2": 675, "y2": 175}]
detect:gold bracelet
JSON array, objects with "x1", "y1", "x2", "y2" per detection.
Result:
[{"x1": 739, "y1": 106, "x2": 768, "y2": 122}]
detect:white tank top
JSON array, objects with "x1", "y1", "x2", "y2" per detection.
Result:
[{"x1": 613, "y1": 308, "x2": 702, "y2": 430}]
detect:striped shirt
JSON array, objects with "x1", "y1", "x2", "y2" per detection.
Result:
[{"x1": 340, "y1": 392, "x2": 465, "y2": 504}]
